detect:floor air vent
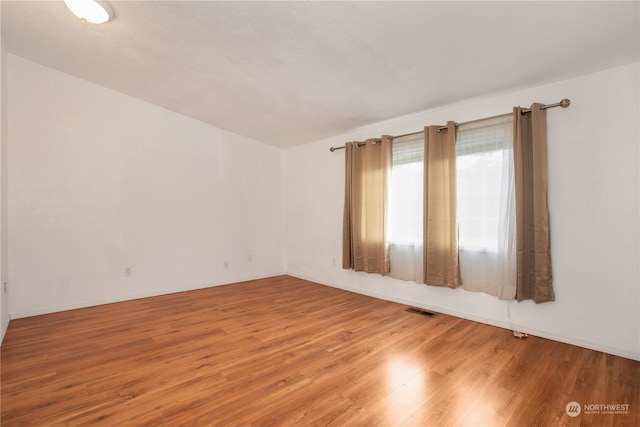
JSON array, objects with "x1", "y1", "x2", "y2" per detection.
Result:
[{"x1": 405, "y1": 307, "x2": 438, "y2": 318}]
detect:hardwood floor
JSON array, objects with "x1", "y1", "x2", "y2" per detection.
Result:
[{"x1": 1, "y1": 275, "x2": 638, "y2": 426}]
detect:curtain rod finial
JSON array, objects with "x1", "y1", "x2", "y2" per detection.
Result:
[{"x1": 560, "y1": 98, "x2": 571, "y2": 108}]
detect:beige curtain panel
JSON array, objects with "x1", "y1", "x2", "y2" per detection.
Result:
[
  {"x1": 513, "y1": 104, "x2": 554, "y2": 303},
  {"x1": 342, "y1": 137, "x2": 392, "y2": 274},
  {"x1": 423, "y1": 122, "x2": 461, "y2": 288}
]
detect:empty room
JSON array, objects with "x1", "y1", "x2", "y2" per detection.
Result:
[{"x1": 0, "y1": 1, "x2": 638, "y2": 426}]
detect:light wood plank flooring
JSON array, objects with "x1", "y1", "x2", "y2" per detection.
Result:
[{"x1": 1, "y1": 275, "x2": 638, "y2": 426}]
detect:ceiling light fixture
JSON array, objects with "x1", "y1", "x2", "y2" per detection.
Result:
[{"x1": 64, "y1": 0, "x2": 114, "y2": 24}]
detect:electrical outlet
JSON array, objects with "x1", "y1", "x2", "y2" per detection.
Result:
[
  {"x1": 224, "y1": 261, "x2": 229, "y2": 270},
  {"x1": 3, "y1": 282, "x2": 7, "y2": 293},
  {"x1": 248, "y1": 254, "x2": 253, "y2": 263},
  {"x1": 124, "y1": 267, "x2": 132, "y2": 277},
  {"x1": 332, "y1": 257, "x2": 337, "y2": 267}
]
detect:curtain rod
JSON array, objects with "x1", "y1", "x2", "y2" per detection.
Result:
[{"x1": 329, "y1": 98, "x2": 570, "y2": 152}]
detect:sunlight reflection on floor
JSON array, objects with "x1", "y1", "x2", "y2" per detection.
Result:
[
  {"x1": 385, "y1": 357, "x2": 425, "y2": 422},
  {"x1": 460, "y1": 400, "x2": 497, "y2": 426}
]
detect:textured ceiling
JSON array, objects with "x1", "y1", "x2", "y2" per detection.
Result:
[{"x1": 2, "y1": 1, "x2": 639, "y2": 148}]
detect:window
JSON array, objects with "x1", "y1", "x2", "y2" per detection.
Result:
[
  {"x1": 456, "y1": 115, "x2": 516, "y2": 298},
  {"x1": 389, "y1": 134, "x2": 423, "y2": 245},
  {"x1": 344, "y1": 106, "x2": 553, "y2": 301},
  {"x1": 388, "y1": 133, "x2": 424, "y2": 283},
  {"x1": 387, "y1": 116, "x2": 516, "y2": 297},
  {"x1": 456, "y1": 117, "x2": 513, "y2": 252}
]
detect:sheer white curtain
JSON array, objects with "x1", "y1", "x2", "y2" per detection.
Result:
[
  {"x1": 456, "y1": 115, "x2": 516, "y2": 299},
  {"x1": 388, "y1": 134, "x2": 423, "y2": 283}
]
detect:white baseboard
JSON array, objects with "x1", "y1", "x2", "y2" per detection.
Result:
[
  {"x1": 1, "y1": 316, "x2": 9, "y2": 344},
  {"x1": 287, "y1": 272, "x2": 640, "y2": 362},
  {"x1": 9, "y1": 272, "x2": 287, "y2": 320}
]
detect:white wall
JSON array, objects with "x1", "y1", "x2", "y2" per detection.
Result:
[
  {"x1": 285, "y1": 62, "x2": 640, "y2": 361},
  {"x1": 1, "y1": 12, "x2": 10, "y2": 342},
  {"x1": 7, "y1": 55, "x2": 285, "y2": 318}
]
